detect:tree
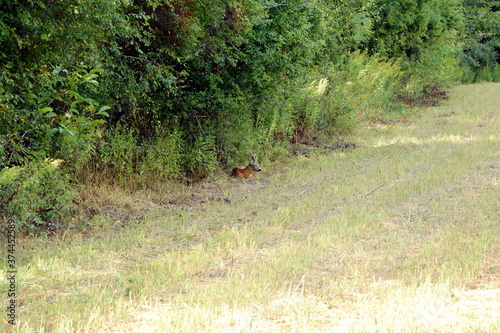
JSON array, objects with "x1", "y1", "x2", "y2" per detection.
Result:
[{"x1": 460, "y1": 0, "x2": 500, "y2": 81}]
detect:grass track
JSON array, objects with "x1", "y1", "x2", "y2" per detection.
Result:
[{"x1": 2, "y1": 83, "x2": 500, "y2": 332}]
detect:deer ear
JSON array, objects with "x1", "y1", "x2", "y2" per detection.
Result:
[{"x1": 250, "y1": 154, "x2": 257, "y2": 163}]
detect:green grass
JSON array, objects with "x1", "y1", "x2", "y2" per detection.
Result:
[{"x1": 2, "y1": 83, "x2": 500, "y2": 332}]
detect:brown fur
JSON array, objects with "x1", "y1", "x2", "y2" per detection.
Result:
[{"x1": 231, "y1": 154, "x2": 262, "y2": 178}]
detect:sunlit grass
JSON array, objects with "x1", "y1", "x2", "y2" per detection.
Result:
[{"x1": 2, "y1": 83, "x2": 499, "y2": 332}]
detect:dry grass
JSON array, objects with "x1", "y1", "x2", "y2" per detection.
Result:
[{"x1": 1, "y1": 83, "x2": 499, "y2": 332}]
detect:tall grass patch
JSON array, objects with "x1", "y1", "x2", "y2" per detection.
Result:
[{"x1": 319, "y1": 53, "x2": 404, "y2": 135}]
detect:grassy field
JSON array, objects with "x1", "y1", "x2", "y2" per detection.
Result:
[{"x1": 2, "y1": 83, "x2": 500, "y2": 332}]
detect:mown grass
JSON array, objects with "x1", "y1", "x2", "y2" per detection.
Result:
[{"x1": 2, "y1": 83, "x2": 500, "y2": 332}]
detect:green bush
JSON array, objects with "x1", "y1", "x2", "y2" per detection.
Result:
[
  {"x1": 216, "y1": 110, "x2": 263, "y2": 167},
  {"x1": 88, "y1": 126, "x2": 184, "y2": 185},
  {"x1": 183, "y1": 135, "x2": 219, "y2": 178},
  {"x1": 0, "y1": 159, "x2": 78, "y2": 232},
  {"x1": 291, "y1": 79, "x2": 324, "y2": 143},
  {"x1": 403, "y1": 41, "x2": 463, "y2": 97},
  {"x1": 254, "y1": 83, "x2": 296, "y2": 145},
  {"x1": 316, "y1": 52, "x2": 404, "y2": 136},
  {"x1": 0, "y1": 91, "x2": 52, "y2": 168},
  {"x1": 95, "y1": 124, "x2": 138, "y2": 182},
  {"x1": 474, "y1": 64, "x2": 500, "y2": 82},
  {"x1": 460, "y1": 0, "x2": 500, "y2": 83},
  {"x1": 141, "y1": 132, "x2": 182, "y2": 181}
]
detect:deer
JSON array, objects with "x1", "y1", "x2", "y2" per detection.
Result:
[{"x1": 231, "y1": 154, "x2": 262, "y2": 178}]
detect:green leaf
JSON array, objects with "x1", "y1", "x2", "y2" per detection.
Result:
[
  {"x1": 27, "y1": 149, "x2": 46, "y2": 157},
  {"x1": 39, "y1": 107, "x2": 53, "y2": 114},
  {"x1": 89, "y1": 68, "x2": 103, "y2": 75},
  {"x1": 83, "y1": 73, "x2": 98, "y2": 80},
  {"x1": 97, "y1": 106, "x2": 111, "y2": 117},
  {"x1": 68, "y1": 90, "x2": 82, "y2": 99}
]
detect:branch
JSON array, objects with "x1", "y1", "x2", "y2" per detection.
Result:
[{"x1": 0, "y1": 189, "x2": 18, "y2": 211}]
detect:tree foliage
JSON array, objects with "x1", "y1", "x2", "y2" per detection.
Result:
[{"x1": 460, "y1": 0, "x2": 500, "y2": 81}]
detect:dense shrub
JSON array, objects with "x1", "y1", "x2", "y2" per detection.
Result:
[
  {"x1": 142, "y1": 133, "x2": 182, "y2": 182},
  {"x1": 324, "y1": 52, "x2": 404, "y2": 121},
  {"x1": 460, "y1": 0, "x2": 500, "y2": 82},
  {"x1": 1, "y1": 0, "x2": 469, "y2": 176},
  {"x1": 0, "y1": 159, "x2": 78, "y2": 232}
]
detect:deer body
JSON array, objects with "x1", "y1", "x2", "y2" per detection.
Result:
[{"x1": 231, "y1": 154, "x2": 262, "y2": 178}]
